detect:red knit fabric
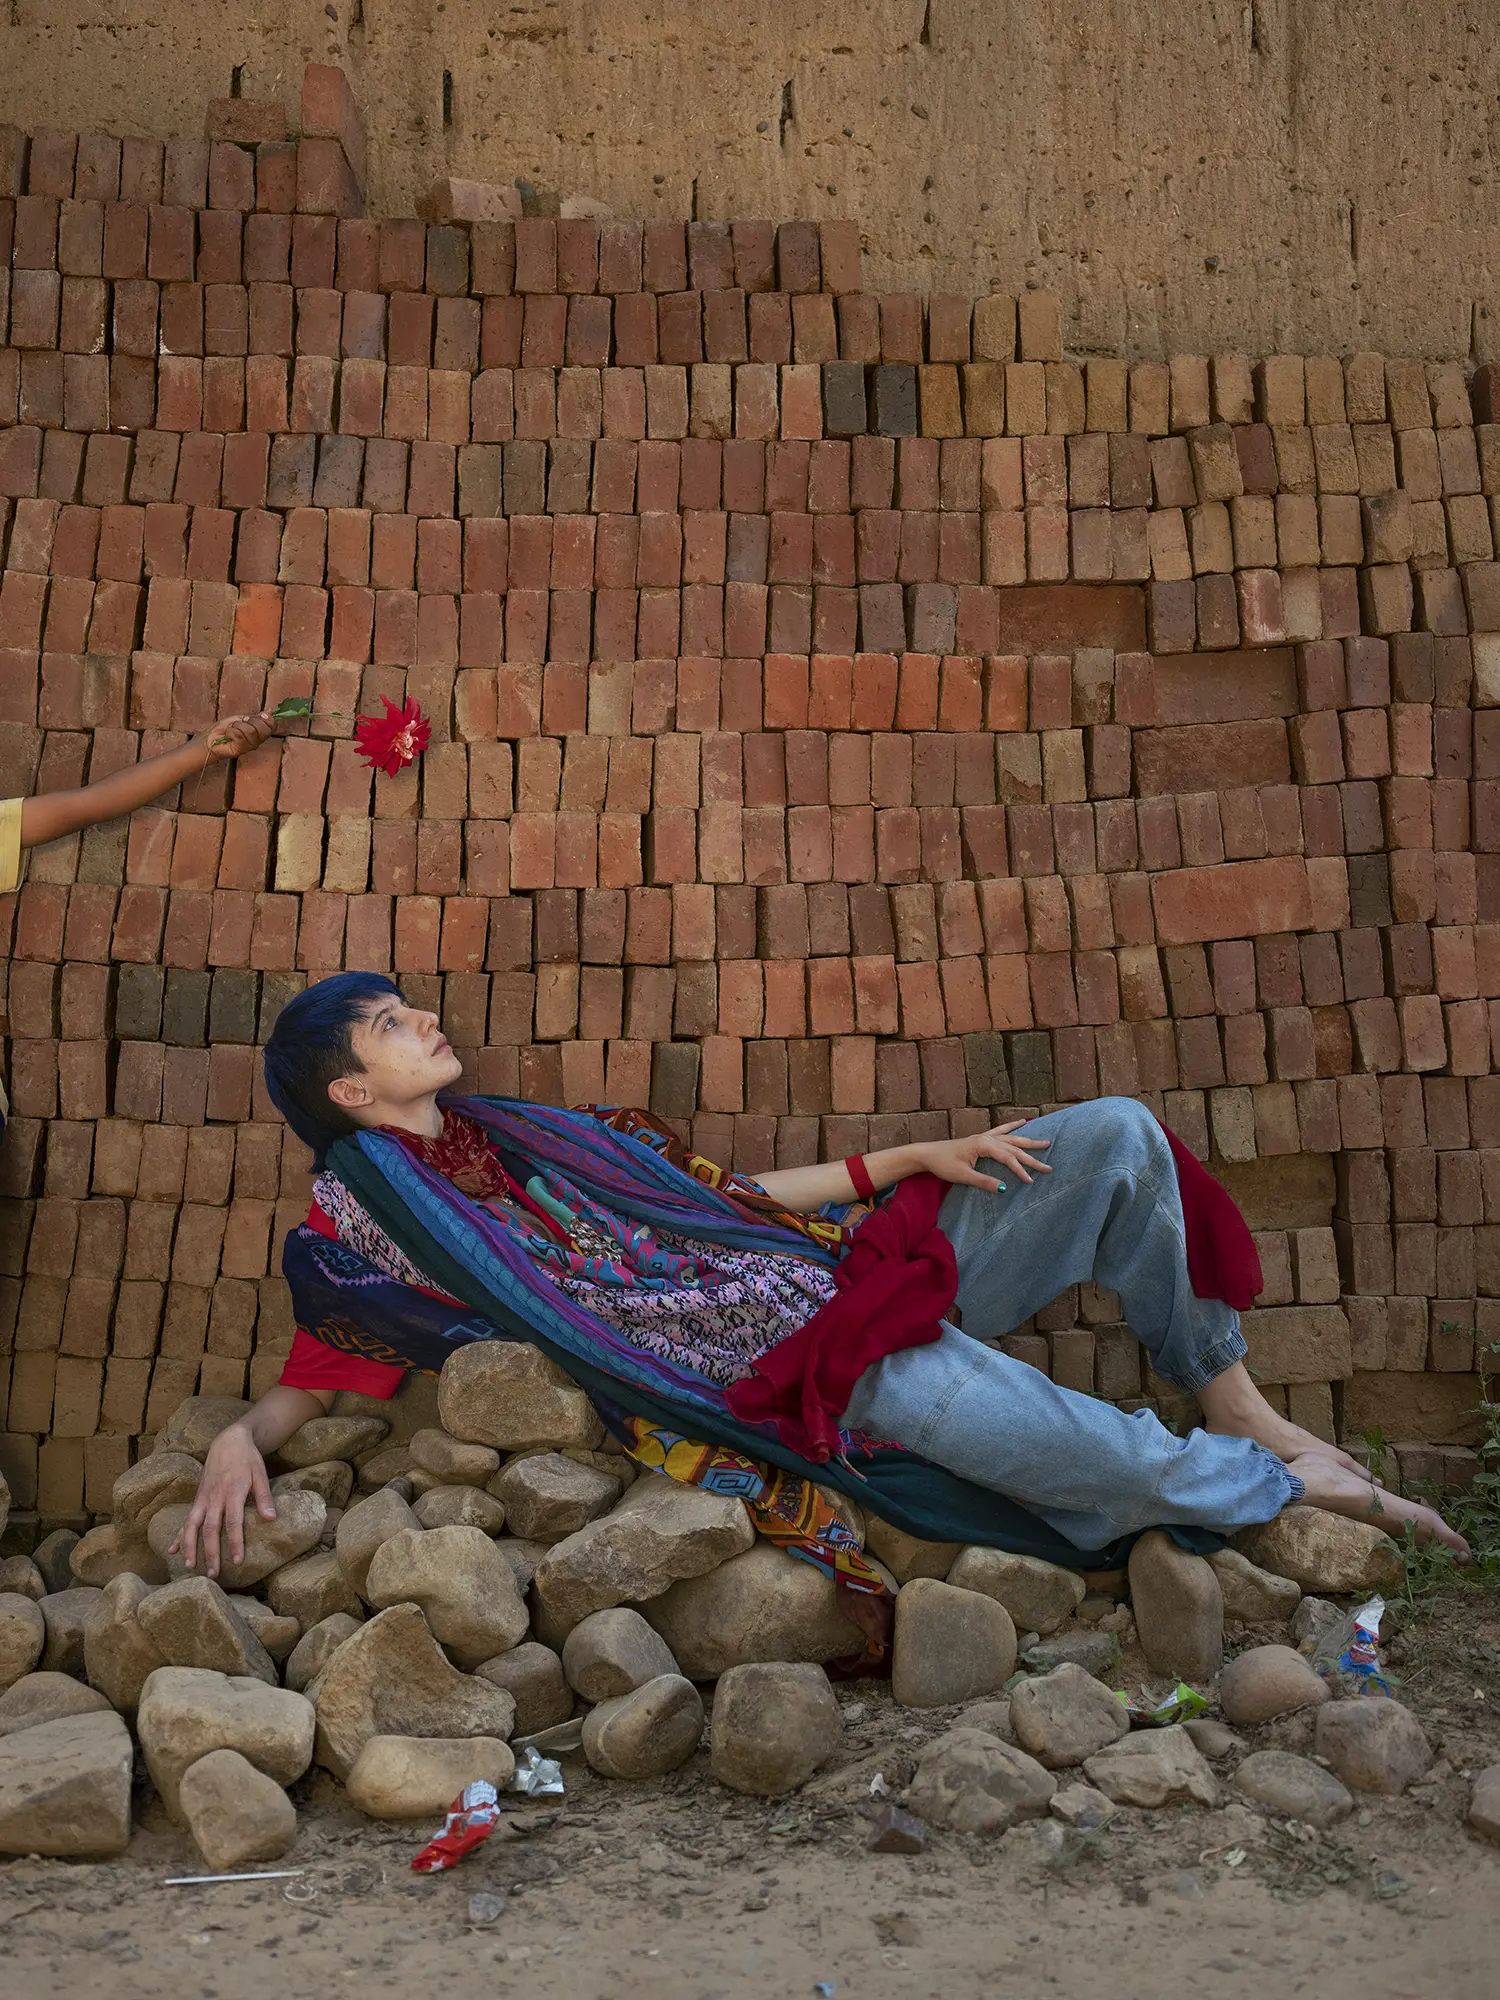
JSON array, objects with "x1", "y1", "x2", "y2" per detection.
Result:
[
  {"x1": 725, "y1": 1171, "x2": 957, "y2": 1463},
  {"x1": 1162, "y1": 1127, "x2": 1264, "y2": 1312}
]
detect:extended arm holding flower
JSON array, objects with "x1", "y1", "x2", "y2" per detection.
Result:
[
  {"x1": 18, "y1": 712, "x2": 273, "y2": 850},
  {"x1": 754, "y1": 1121, "x2": 1052, "y2": 1214}
]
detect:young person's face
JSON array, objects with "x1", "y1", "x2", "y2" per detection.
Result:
[{"x1": 328, "y1": 995, "x2": 463, "y2": 1124}]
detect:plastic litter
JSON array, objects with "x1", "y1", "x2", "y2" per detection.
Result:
[
  {"x1": 1116, "y1": 1682, "x2": 1208, "y2": 1727},
  {"x1": 814, "y1": 1985, "x2": 837, "y2": 1998},
  {"x1": 509, "y1": 1745, "x2": 565, "y2": 1797},
  {"x1": 514, "y1": 1717, "x2": 585, "y2": 1756},
  {"x1": 164, "y1": 1870, "x2": 305, "y2": 1886},
  {"x1": 868, "y1": 1771, "x2": 889, "y2": 1798},
  {"x1": 411, "y1": 1780, "x2": 503, "y2": 1873},
  {"x1": 1305, "y1": 1595, "x2": 1396, "y2": 1695}
]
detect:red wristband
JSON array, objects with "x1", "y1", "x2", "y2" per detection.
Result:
[{"x1": 845, "y1": 1154, "x2": 876, "y2": 1202}]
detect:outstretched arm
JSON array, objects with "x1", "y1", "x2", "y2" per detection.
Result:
[
  {"x1": 753, "y1": 1120, "x2": 1053, "y2": 1213},
  {"x1": 19, "y1": 712, "x2": 273, "y2": 851},
  {"x1": 171, "y1": 1382, "x2": 333, "y2": 1581}
]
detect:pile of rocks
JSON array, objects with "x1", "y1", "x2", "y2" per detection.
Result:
[{"x1": 2, "y1": 1341, "x2": 1497, "y2": 1863}]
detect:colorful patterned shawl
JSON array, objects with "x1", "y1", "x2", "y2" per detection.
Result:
[{"x1": 283, "y1": 1097, "x2": 1223, "y2": 1632}]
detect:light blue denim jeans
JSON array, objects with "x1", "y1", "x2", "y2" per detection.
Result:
[{"x1": 841, "y1": 1096, "x2": 1303, "y2": 1548}]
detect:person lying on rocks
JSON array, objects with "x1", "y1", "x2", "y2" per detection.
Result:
[
  {"x1": 174, "y1": 970, "x2": 1470, "y2": 1585},
  {"x1": 0, "y1": 710, "x2": 273, "y2": 1137}
]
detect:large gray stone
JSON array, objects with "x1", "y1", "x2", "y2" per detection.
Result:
[
  {"x1": 284, "y1": 1613, "x2": 362, "y2": 1695},
  {"x1": 333, "y1": 1486, "x2": 422, "y2": 1600},
  {"x1": 1208, "y1": 1547, "x2": 1302, "y2": 1624},
  {"x1": 83, "y1": 1573, "x2": 167, "y2": 1711},
  {"x1": 310, "y1": 1603, "x2": 516, "y2": 1780},
  {"x1": 155, "y1": 1396, "x2": 252, "y2": 1457},
  {"x1": 407, "y1": 1428, "x2": 501, "y2": 1487},
  {"x1": 709, "y1": 1662, "x2": 842, "y2": 1796},
  {"x1": 438, "y1": 1342, "x2": 602, "y2": 1451},
  {"x1": 1009, "y1": 1661, "x2": 1130, "y2": 1769},
  {"x1": 1468, "y1": 1764, "x2": 1500, "y2": 1845},
  {"x1": 275, "y1": 1415, "x2": 389, "y2": 1470},
  {"x1": 907, "y1": 1728, "x2": 1056, "y2": 1834},
  {"x1": 136, "y1": 1666, "x2": 315, "y2": 1821},
  {"x1": 1313, "y1": 1697, "x2": 1433, "y2": 1795},
  {"x1": 0, "y1": 1593, "x2": 44, "y2": 1691},
  {"x1": 475, "y1": 1642, "x2": 573, "y2": 1735},
  {"x1": 861, "y1": 1515, "x2": 961, "y2": 1583},
  {"x1": 492, "y1": 1452, "x2": 622, "y2": 1543},
  {"x1": 266, "y1": 1548, "x2": 364, "y2": 1626},
  {"x1": 32, "y1": 1530, "x2": 81, "y2": 1593},
  {"x1": 1083, "y1": 1724, "x2": 1219, "y2": 1808},
  {"x1": 581, "y1": 1673, "x2": 704, "y2": 1780},
  {"x1": 272, "y1": 1461, "x2": 353, "y2": 1509},
  {"x1": 491, "y1": 1537, "x2": 549, "y2": 1593},
  {"x1": 227, "y1": 1596, "x2": 300, "y2": 1664},
  {"x1": 0, "y1": 1557, "x2": 44, "y2": 1601},
  {"x1": 179, "y1": 1748, "x2": 297, "y2": 1869},
  {"x1": 364, "y1": 1525, "x2": 529, "y2": 1670},
  {"x1": 111, "y1": 1452, "x2": 204, "y2": 1531},
  {"x1": 1235, "y1": 1749, "x2": 1354, "y2": 1828},
  {"x1": 0, "y1": 1672, "x2": 113, "y2": 1738},
  {"x1": 0, "y1": 1710, "x2": 133, "y2": 1856},
  {"x1": 1219, "y1": 1644, "x2": 1330, "y2": 1726},
  {"x1": 1127, "y1": 1530, "x2": 1223, "y2": 1683},
  {"x1": 533, "y1": 1473, "x2": 754, "y2": 1636},
  {"x1": 946, "y1": 1548, "x2": 1086, "y2": 1635},
  {"x1": 136, "y1": 1576, "x2": 278, "y2": 1683},
  {"x1": 561, "y1": 1607, "x2": 678, "y2": 1702},
  {"x1": 413, "y1": 1485, "x2": 507, "y2": 1534},
  {"x1": 1235, "y1": 1506, "x2": 1402, "y2": 1594},
  {"x1": 644, "y1": 1542, "x2": 861, "y2": 1680},
  {"x1": 891, "y1": 1577, "x2": 1017, "y2": 1709},
  {"x1": 67, "y1": 1521, "x2": 169, "y2": 1588},
  {"x1": 149, "y1": 1489, "x2": 326, "y2": 1590},
  {"x1": 345, "y1": 1734, "x2": 515, "y2": 1819},
  {"x1": 38, "y1": 1587, "x2": 101, "y2": 1676}
]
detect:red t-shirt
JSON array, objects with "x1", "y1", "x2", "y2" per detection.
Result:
[{"x1": 277, "y1": 1200, "x2": 408, "y2": 1400}]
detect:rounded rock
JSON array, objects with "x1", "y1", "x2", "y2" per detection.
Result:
[
  {"x1": 149, "y1": 1489, "x2": 327, "y2": 1591},
  {"x1": 1009, "y1": 1661, "x2": 1130, "y2": 1769},
  {"x1": 38, "y1": 1587, "x2": 101, "y2": 1677},
  {"x1": 581, "y1": 1673, "x2": 704, "y2": 1780},
  {"x1": 364, "y1": 1525, "x2": 529, "y2": 1670},
  {"x1": 1208, "y1": 1548, "x2": 1302, "y2": 1625},
  {"x1": 179, "y1": 1748, "x2": 298, "y2": 1869},
  {"x1": 1313, "y1": 1697, "x2": 1433, "y2": 1796},
  {"x1": 413, "y1": 1484, "x2": 507, "y2": 1534},
  {"x1": 136, "y1": 1665, "x2": 316, "y2": 1821},
  {"x1": 310, "y1": 1603, "x2": 516, "y2": 1780},
  {"x1": 1235, "y1": 1507, "x2": 1401, "y2": 1595},
  {"x1": 0, "y1": 1671, "x2": 114, "y2": 1738},
  {"x1": 345, "y1": 1734, "x2": 516, "y2": 1819},
  {"x1": 1468, "y1": 1764, "x2": 1500, "y2": 1844},
  {"x1": 492, "y1": 1452, "x2": 622, "y2": 1543},
  {"x1": 155, "y1": 1396, "x2": 252, "y2": 1458},
  {"x1": 275, "y1": 1415, "x2": 389, "y2": 1470},
  {"x1": 475, "y1": 1641, "x2": 573, "y2": 1735},
  {"x1": 285, "y1": 1613, "x2": 362, "y2": 1695},
  {"x1": 82, "y1": 1573, "x2": 167, "y2": 1712},
  {"x1": 408, "y1": 1428, "x2": 502, "y2": 1488},
  {"x1": 332, "y1": 1486, "x2": 421, "y2": 1600},
  {"x1": 1219, "y1": 1644, "x2": 1331, "y2": 1726},
  {"x1": 1083, "y1": 1724, "x2": 1219, "y2": 1808},
  {"x1": 946, "y1": 1547, "x2": 1086, "y2": 1635},
  {"x1": 861, "y1": 1516, "x2": 961, "y2": 1583},
  {"x1": 0, "y1": 1593, "x2": 45, "y2": 1692},
  {"x1": 1234, "y1": 1749, "x2": 1354, "y2": 1828},
  {"x1": 561, "y1": 1607, "x2": 679, "y2": 1702},
  {"x1": 907, "y1": 1729, "x2": 1055, "y2": 1834},
  {"x1": 1127, "y1": 1530, "x2": 1223, "y2": 1683},
  {"x1": 0, "y1": 1710, "x2": 133, "y2": 1857},
  {"x1": 438, "y1": 1343, "x2": 602, "y2": 1451},
  {"x1": 709, "y1": 1661, "x2": 842, "y2": 1796},
  {"x1": 0, "y1": 1557, "x2": 45, "y2": 1602},
  {"x1": 272, "y1": 1461, "x2": 354, "y2": 1510},
  {"x1": 891, "y1": 1577, "x2": 1016, "y2": 1709}
]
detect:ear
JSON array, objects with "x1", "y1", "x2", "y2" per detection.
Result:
[{"x1": 326, "y1": 1074, "x2": 372, "y2": 1112}]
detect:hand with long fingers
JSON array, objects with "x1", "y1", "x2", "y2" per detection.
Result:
[
  {"x1": 906, "y1": 1119, "x2": 1053, "y2": 1192},
  {"x1": 169, "y1": 1422, "x2": 278, "y2": 1581}
]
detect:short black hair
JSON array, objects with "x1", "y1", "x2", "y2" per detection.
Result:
[{"x1": 261, "y1": 971, "x2": 403, "y2": 1162}]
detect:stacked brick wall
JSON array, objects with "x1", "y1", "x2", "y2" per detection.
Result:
[{"x1": 0, "y1": 68, "x2": 1497, "y2": 1544}]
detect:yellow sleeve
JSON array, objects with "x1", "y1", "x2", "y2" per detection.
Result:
[{"x1": 0, "y1": 798, "x2": 24, "y2": 896}]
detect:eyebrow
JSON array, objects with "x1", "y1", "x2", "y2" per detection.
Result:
[{"x1": 363, "y1": 1003, "x2": 398, "y2": 1031}]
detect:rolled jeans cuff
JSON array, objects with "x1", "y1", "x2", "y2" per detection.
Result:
[
  {"x1": 1251, "y1": 1440, "x2": 1305, "y2": 1511},
  {"x1": 1156, "y1": 1323, "x2": 1248, "y2": 1396}
]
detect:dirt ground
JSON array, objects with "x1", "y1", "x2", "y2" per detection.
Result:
[{"x1": 3, "y1": 1593, "x2": 1499, "y2": 2000}]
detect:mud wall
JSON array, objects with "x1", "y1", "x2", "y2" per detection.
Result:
[{"x1": 0, "y1": 1, "x2": 1499, "y2": 362}]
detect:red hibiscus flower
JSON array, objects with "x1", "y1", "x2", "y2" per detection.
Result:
[{"x1": 354, "y1": 695, "x2": 431, "y2": 777}]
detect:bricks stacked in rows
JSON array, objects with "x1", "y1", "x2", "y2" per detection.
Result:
[{"x1": 2, "y1": 73, "x2": 1500, "y2": 1525}]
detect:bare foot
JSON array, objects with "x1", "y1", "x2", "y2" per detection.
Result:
[
  {"x1": 1207, "y1": 1410, "x2": 1374, "y2": 1482},
  {"x1": 1288, "y1": 1453, "x2": 1472, "y2": 1561}
]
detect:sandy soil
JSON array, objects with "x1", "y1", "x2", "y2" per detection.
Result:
[{"x1": 3, "y1": 1595, "x2": 1499, "y2": 2000}]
